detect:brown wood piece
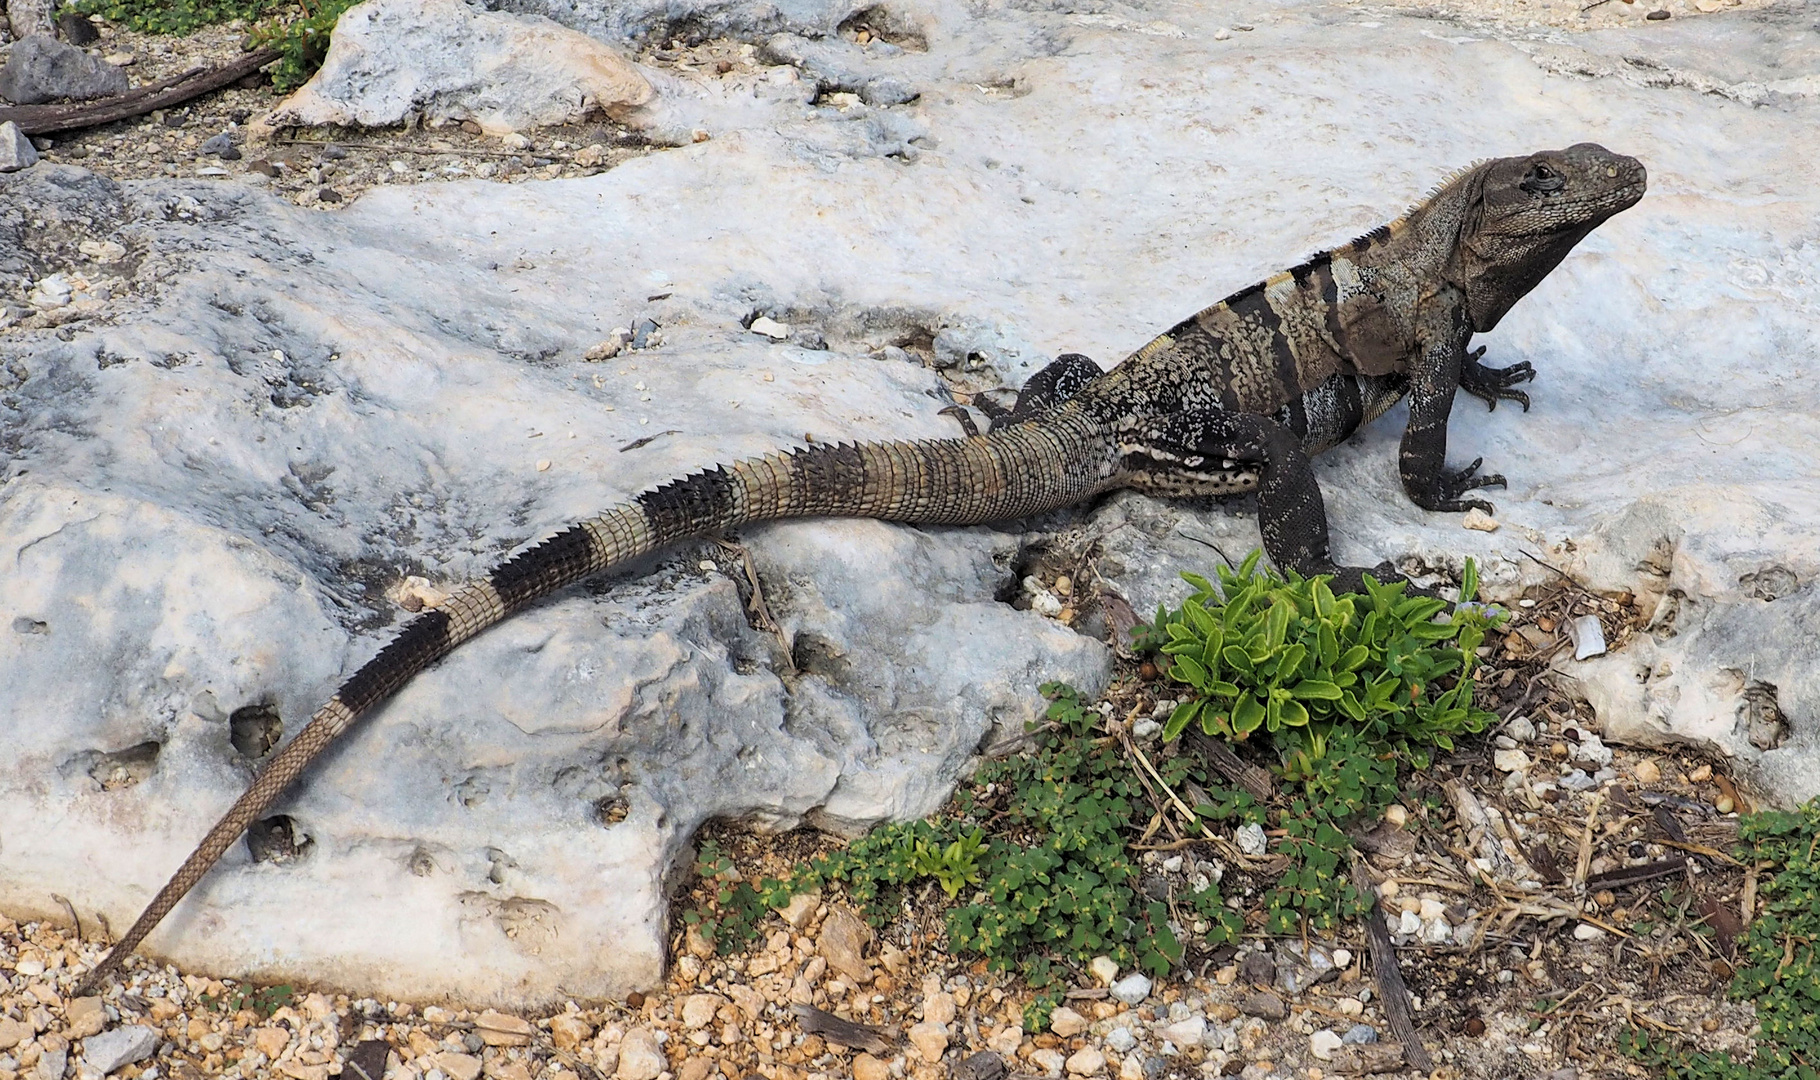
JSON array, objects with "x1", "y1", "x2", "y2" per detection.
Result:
[
  {"x1": 1350, "y1": 861, "x2": 1434, "y2": 1072},
  {"x1": 0, "y1": 49, "x2": 280, "y2": 136},
  {"x1": 1186, "y1": 731, "x2": 1275, "y2": 802}
]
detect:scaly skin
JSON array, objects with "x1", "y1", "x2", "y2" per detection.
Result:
[{"x1": 77, "y1": 144, "x2": 1644, "y2": 994}]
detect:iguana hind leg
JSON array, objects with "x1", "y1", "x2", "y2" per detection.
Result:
[
  {"x1": 1134, "y1": 408, "x2": 1393, "y2": 594},
  {"x1": 991, "y1": 353, "x2": 1103, "y2": 431}
]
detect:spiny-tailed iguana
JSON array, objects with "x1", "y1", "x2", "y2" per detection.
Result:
[{"x1": 77, "y1": 142, "x2": 1645, "y2": 993}]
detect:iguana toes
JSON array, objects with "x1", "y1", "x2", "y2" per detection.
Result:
[{"x1": 76, "y1": 143, "x2": 1644, "y2": 994}]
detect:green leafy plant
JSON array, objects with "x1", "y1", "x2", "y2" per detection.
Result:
[
  {"x1": 201, "y1": 982, "x2": 295, "y2": 1017},
  {"x1": 73, "y1": 0, "x2": 286, "y2": 36},
  {"x1": 680, "y1": 839, "x2": 793, "y2": 956},
  {"x1": 1142, "y1": 551, "x2": 1502, "y2": 775},
  {"x1": 1622, "y1": 799, "x2": 1820, "y2": 1079},
  {"x1": 73, "y1": 0, "x2": 363, "y2": 92}
]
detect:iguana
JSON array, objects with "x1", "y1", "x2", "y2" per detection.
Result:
[{"x1": 76, "y1": 142, "x2": 1645, "y2": 994}]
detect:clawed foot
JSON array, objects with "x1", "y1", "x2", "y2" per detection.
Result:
[
  {"x1": 1422, "y1": 456, "x2": 1506, "y2": 513},
  {"x1": 1460, "y1": 346, "x2": 1536, "y2": 412}
]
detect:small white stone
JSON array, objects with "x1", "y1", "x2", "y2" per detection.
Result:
[
  {"x1": 1573, "y1": 922, "x2": 1607, "y2": 941},
  {"x1": 501, "y1": 132, "x2": 530, "y2": 150},
  {"x1": 1110, "y1": 972, "x2": 1152, "y2": 1005},
  {"x1": 1235, "y1": 822, "x2": 1268, "y2": 855},
  {"x1": 1089, "y1": 955, "x2": 1120, "y2": 986},
  {"x1": 1213, "y1": 27, "x2": 1232, "y2": 39},
  {"x1": 1569, "y1": 615, "x2": 1607, "y2": 659},
  {"x1": 82, "y1": 1026, "x2": 159, "y2": 1075},
  {"x1": 1161, "y1": 1017, "x2": 1205, "y2": 1048},
  {"x1": 1161, "y1": 854, "x2": 1183, "y2": 872},
  {"x1": 1397, "y1": 910, "x2": 1422, "y2": 936},
  {"x1": 1332, "y1": 948, "x2": 1352, "y2": 969},
  {"x1": 1421, "y1": 917, "x2": 1453, "y2": 945},
  {"x1": 1506, "y1": 715, "x2": 1536, "y2": 742},
  {"x1": 1382, "y1": 804, "x2": 1408, "y2": 827},
  {"x1": 1066, "y1": 1046, "x2": 1106, "y2": 1075},
  {"x1": 749, "y1": 315, "x2": 791, "y2": 339},
  {"x1": 1310, "y1": 1028, "x2": 1345, "y2": 1061},
  {"x1": 1029, "y1": 588, "x2": 1064, "y2": 617},
  {"x1": 1105, "y1": 1027, "x2": 1136, "y2": 1053},
  {"x1": 0, "y1": 121, "x2": 38, "y2": 173},
  {"x1": 1461, "y1": 507, "x2": 1500, "y2": 532},
  {"x1": 1494, "y1": 748, "x2": 1531, "y2": 773},
  {"x1": 1049, "y1": 1006, "x2": 1089, "y2": 1037},
  {"x1": 14, "y1": 957, "x2": 46, "y2": 977}
]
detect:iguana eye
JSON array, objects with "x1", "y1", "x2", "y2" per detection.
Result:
[{"x1": 1520, "y1": 163, "x2": 1566, "y2": 195}]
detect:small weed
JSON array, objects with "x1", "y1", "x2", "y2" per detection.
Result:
[
  {"x1": 200, "y1": 982, "x2": 294, "y2": 1017},
  {"x1": 680, "y1": 839, "x2": 793, "y2": 957},
  {"x1": 1622, "y1": 799, "x2": 1820, "y2": 1079},
  {"x1": 73, "y1": 0, "x2": 363, "y2": 91}
]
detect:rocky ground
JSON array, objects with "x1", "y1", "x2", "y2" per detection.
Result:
[{"x1": 0, "y1": 586, "x2": 1767, "y2": 1080}]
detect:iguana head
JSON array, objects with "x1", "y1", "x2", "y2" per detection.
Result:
[{"x1": 1454, "y1": 143, "x2": 1647, "y2": 331}]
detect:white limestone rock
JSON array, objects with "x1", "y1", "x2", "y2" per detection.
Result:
[
  {"x1": 272, "y1": 0, "x2": 652, "y2": 134},
  {"x1": 0, "y1": 0, "x2": 1817, "y2": 1007}
]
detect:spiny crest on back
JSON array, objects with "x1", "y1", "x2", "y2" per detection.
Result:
[{"x1": 1411, "y1": 157, "x2": 1492, "y2": 212}]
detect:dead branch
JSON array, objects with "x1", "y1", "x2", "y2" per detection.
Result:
[{"x1": 0, "y1": 48, "x2": 280, "y2": 136}]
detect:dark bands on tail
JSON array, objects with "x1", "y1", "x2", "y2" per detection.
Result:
[
  {"x1": 636, "y1": 466, "x2": 739, "y2": 539},
  {"x1": 490, "y1": 524, "x2": 603, "y2": 609},
  {"x1": 333, "y1": 609, "x2": 455, "y2": 716}
]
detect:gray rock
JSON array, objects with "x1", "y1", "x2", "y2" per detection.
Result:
[
  {"x1": 270, "y1": 0, "x2": 652, "y2": 133},
  {"x1": 0, "y1": 34, "x2": 128, "y2": 105},
  {"x1": 34, "y1": 1046, "x2": 66, "y2": 1080},
  {"x1": 56, "y1": 11, "x2": 100, "y2": 46},
  {"x1": 1109, "y1": 973, "x2": 1152, "y2": 1005},
  {"x1": 199, "y1": 133, "x2": 235, "y2": 157},
  {"x1": 0, "y1": 121, "x2": 38, "y2": 172},
  {"x1": 1236, "y1": 950, "x2": 1275, "y2": 986},
  {"x1": 1342, "y1": 1023, "x2": 1378, "y2": 1045},
  {"x1": 81, "y1": 1026, "x2": 157, "y2": 1074},
  {"x1": 860, "y1": 77, "x2": 919, "y2": 107},
  {"x1": 1240, "y1": 991, "x2": 1288, "y2": 1021}
]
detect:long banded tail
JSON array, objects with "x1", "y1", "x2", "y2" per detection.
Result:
[{"x1": 77, "y1": 412, "x2": 1115, "y2": 993}]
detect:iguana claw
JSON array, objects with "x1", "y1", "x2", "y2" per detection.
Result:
[{"x1": 1460, "y1": 346, "x2": 1537, "y2": 412}]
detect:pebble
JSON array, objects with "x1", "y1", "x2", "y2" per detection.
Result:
[
  {"x1": 1130, "y1": 717, "x2": 1160, "y2": 739},
  {"x1": 778, "y1": 890, "x2": 820, "y2": 929},
  {"x1": 1090, "y1": 955, "x2": 1120, "y2": 985},
  {"x1": 1506, "y1": 715, "x2": 1536, "y2": 742},
  {"x1": 853, "y1": 1053, "x2": 891, "y2": 1080},
  {"x1": 1690, "y1": 763, "x2": 1714, "y2": 782},
  {"x1": 1160, "y1": 1016, "x2": 1205, "y2": 1048},
  {"x1": 1344, "y1": 1023, "x2": 1378, "y2": 1044},
  {"x1": 1717, "y1": 795, "x2": 1736, "y2": 813},
  {"x1": 749, "y1": 315, "x2": 791, "y2": 339},
  {"x1": 1031, "y1": 1047, "x2": 1067, "y2": 1074},
  {"x1": 1461, "y1": 507, "x2": 1500, "y2": 532},
  {"x1": 1110, "y1": 973, "x2": 1152, "y2": 1005},
  {"x1": 680, "y1": 993, "x2": 722, "y2": 1028},
  {"x1": 200, "y1": 132, "x2": 236, "y2": 157},
  {"x1": 1572, "y1": 732, "x2": 1613, "y2": 767},
  {"x1": 1310, "y1": 1028, "x2": 1345, "y2": 1060},
  {"x1": 104, "y1": 52, "x2": 135, "y2": 65},
  {"x1": 1106, "y1": 1027, "x2": 1137, "y2": 1053},
  {"x1": 907, "y1": 1019, "x2": 949, "y2": 1061},
  {"x1": 501, "y1": 132, "x2": 531, "y2": 150},
  {"x1": 1634, "y1": 758, "x2": 1661, "y2": 784},
  {"x1": 1332, "y1": 948, "x2": 1353, "y2": 969},
  {"x1": 1573, "y1": 922, "x2": 1608, "y2": 941},
  {"x1": 1559, "y1": 769, "x2": 1599, "y2": 791},
  {"x1": 1383, "y1": 804, "x2": 1408, "y2": 827},
  {"x1": 1067, "y1": 1046, "x2": 1108, "y2": 1074},
  {"x1": 1050, "y1": 1006, "x2": 1090, "y2": 1037},
  {"x1": 615, "y1": 1027, "x2": 664, "y2": 1079},
  {"x1": 1235, "y1": 822, "x2": 1268, "y2": 855},
  {"x1": 1240, "y1": 991, "x2": 1287, "y2": 1020},
  {"x1": 1569, "y1": 615, "x2": 1607, "y2": 659},
  {"x1": 0, "y1": 1016, "x2": 30, "y2": 1048},
  {"x1": 81, "y1": 1025, "x2": 158, "y2": 1074},
  {"x1": 1494, "y1": 748, "x2": 1531, "y2": 773},
  {"x1": 432, "y1": 1051, "x2": 483, "y2": 1080},
  {"x1": 0, "y1": 120, "x2": 39, "y2": 172}
]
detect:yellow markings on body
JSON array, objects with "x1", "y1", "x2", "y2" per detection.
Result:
[
  {"x1": 1133, "y1": 332, "x2": 1177, "y2": 362},
  {"x1": 1263, "y1": 271, "x2": 1298, "y2": 307}
]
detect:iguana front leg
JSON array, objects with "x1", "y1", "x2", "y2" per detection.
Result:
[
  {"x1": 1401, "y1": 297, "x2": 1507, "y2": 513},
  {"x1": 1458, "y1": 345, "x2": 1535, "y2": 412}
]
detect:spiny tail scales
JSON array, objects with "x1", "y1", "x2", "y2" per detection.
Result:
[{"x1": 76, "y1": 412, "x2": 1116, "y2": 995}]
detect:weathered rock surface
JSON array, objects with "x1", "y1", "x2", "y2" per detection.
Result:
[
  {"x1": 0, "y1": 33, "x2": 127, "y2": 104},
  {"x1": 273, "y1": 0, "x2": 653, "y2": 133},
  {"x1": 1, "y1": 0, "x2": 1817, "y2": 1005},
  {"x1": 0, "y1": 120, "x2": 37, "y2": 172}
]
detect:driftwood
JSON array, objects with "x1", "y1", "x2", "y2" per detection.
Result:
[
  {"x1": 0, "y1": 48, "x2": 279, "y2": 136},
  {"x1": 1186, "y1": 730, "x2": 1276, "y2": 802},
  {"x1": 1351, "y1": 861, "x2": 1435, "y2": 1073}
]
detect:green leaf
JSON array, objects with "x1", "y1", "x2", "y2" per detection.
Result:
[
  {"x1": 1460, "y1": 558, "x2": 1480, "y2": 604},
  {"x1": 1290, "y1": 680, "x2": 1344, "y2": 700},
  {"x1": 1172, "y1": 654, "x2": 1209, "y2": 686},
  {"x1": 1163, "y1": 699, "x2": 1202, "y2": 740},
  {"x1": 1232, "y1": 695, "x2": 1266, "y2": 735},
  {"x1": 1266, "y1": 599, "x2": 1292, "y2": 651}
]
